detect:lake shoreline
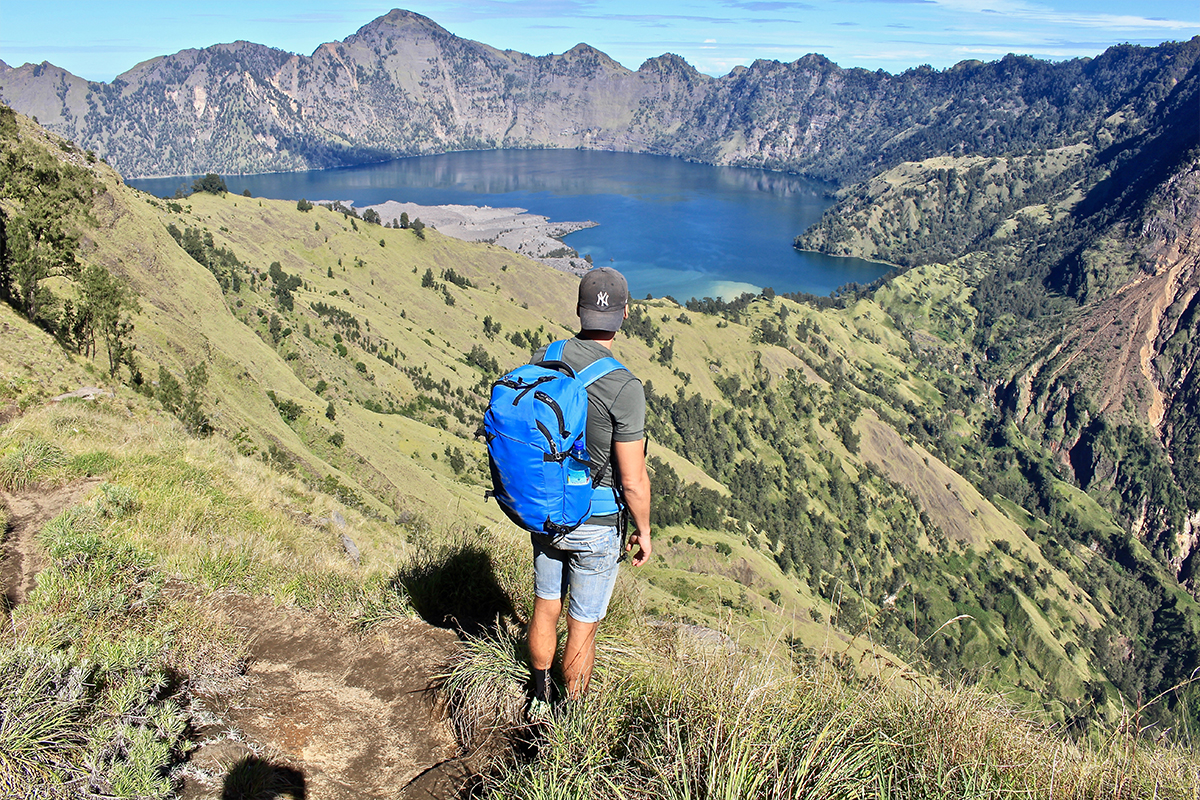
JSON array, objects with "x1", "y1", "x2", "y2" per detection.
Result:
[
  {"x1": 355, "y1": 200, "x2": 596, "y2": 276},
  {"x1": 131, "y1": 149, "x2": 892, "y2": 299}
]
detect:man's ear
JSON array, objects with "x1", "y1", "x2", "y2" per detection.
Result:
[{"x1": 623, "y1": 306, "x2": 629, "y2": 319}]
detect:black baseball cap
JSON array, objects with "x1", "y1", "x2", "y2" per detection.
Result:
[{"x1": 578, "y1": 267, "x2": 629, "y2": 332}]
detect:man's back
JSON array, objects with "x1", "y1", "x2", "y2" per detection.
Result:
[{"x1": 532, "y1": 337, "x2": 645, "y2": 523}]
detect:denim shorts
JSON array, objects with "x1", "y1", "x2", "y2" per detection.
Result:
[{"x1": 531, "y1": 524, "x2": 621, "y2": 624}]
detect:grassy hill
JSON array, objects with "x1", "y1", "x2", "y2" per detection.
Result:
[{"x1": 2, "y1": 104, "x2": 1199, "y2": 796}]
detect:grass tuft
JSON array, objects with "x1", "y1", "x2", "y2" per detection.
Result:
[
  {"x1": 0, "y1": 648, "x2": 89, "y2": 799},
  {"x1": 440, "y1": 630, "x2": 531, "y2": 752},
  {"x1": 0, "y1": 435, "x2": 68, "y2": 490}
]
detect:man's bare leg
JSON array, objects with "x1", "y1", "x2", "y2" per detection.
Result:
[
  {"x1": 529, "y1": 596, "x2": 562, "y2": 703},
  {"x1": 562, "y1": 615, "x2": 599, "y2": 699}
]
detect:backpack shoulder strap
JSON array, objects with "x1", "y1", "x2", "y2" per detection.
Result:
[
  {"x1": 577, "y1": 356, "x2": 627, "y2": 387},
  {"x1": 543, "y1": 340, "x2": 567, "y2": 362}
]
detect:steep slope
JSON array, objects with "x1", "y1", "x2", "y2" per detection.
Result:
[
  {"x1": 0, "y1": 10, "x2": 706, "y2": 178},
  {"x1": 3, "y1": 103, "x2": 1198, "y2": 741},
  {"x1": 797, "y1": 60, "x2": 1200, "y2": 590},
  {"x1": 0, "y1": 10, "x2": 1195, "y2": 181}
]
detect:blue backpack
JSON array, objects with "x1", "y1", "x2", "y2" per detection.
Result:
[{"x1": 483, "y1": 340, "x2": 626, "y2": 536}]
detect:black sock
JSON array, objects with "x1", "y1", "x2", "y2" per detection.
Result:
[{"x1": 532, "y1": 667, "x2": 553, "y2": 703}]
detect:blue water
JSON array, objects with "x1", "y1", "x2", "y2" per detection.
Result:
[{"x1": 129, "y1": 150, "x2": 889, "y2": 302}]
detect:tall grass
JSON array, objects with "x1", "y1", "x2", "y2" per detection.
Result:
[
  {"x1": 0, "y1": 648, "x2": 89, "y2": 799},
  {"x1": 3, "y1": 399, "x2": 429, "y2": 624},
  {"x1": 447, "y1": 626, "x2": 1200, "y2": 799},
  {"x1": 0, "y1": 434, "x2": 67, "y2": 490}
]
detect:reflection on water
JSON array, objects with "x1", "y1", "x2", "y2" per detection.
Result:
[{"x1": 130, "y1": 150, "x2": 888, "y2": 301}]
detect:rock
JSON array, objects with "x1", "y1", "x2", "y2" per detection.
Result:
[
  {"x1": 340, "y1": 533, "x2": 361, "y2": 565},
  {"x1": 52, "y1": 386, "x2": 113, "y2": 401}
]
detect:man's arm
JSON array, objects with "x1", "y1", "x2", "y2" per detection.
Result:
[{"x1": 613, "y1": 438, "x2": 652, "y2": 566}]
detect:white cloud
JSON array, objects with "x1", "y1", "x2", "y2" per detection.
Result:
[{"x1": 934, "y1": 0, "x2": 1198, "y2": 31}]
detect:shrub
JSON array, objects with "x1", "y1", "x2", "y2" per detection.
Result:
[{"x1": 266, "y1": 390, "x2": 303, "y2": 422}]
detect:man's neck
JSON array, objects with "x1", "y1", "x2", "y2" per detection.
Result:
[{"x1": 578, "y1": 331, "x2": 615, "y2": 351}]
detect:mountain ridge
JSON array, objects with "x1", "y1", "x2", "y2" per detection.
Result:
[{"x1": 1, "y1": 10, "x2": 1194, "y2": 180}]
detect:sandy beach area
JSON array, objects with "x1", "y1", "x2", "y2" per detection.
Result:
[{"x1": 356, "y1": 200, "x2": 597, "y2": 276}]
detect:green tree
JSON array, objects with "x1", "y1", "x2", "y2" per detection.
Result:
[
  {"x1": 78, "y1": 263, "x2": 139, "y2": 376},
  {"x1": 5, "y1": 193, "x2": 82, "y2": 323},
  {"x1": 179, "y1": 362, "x2": 212, "y2": 436},
  {"x1": 0, "y1": 209, "x2": 10, "y2": 307},
  {"x1": 482, "y1": 315, "x2": 501, "y2": 340},
  {"x1": 399, "y1": 212, "x2": 410, "y2": 229},
  {"x1": 268, "y1": 261, "x2": 301, "y2": 311},
  {"x1": 191, "y1": 173, "x2": 227, "y2": 195},
  {"x1": 362, "y1": 208, "x2": 381, "y2": 225},
  {"x1": 296, "y1": 198, "x2": 313, "y2": 212},
  {"x1": 157, "y1": 366, "x2": 183, "y2": 414},
  {"x1": 326, "y1": 401, "x2": 336, "y2": 421},
  {"x1": 411, "y1": 218, "x2": 426, "y2": 240}
]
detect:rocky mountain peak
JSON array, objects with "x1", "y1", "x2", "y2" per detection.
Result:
[
  {"x1": 637, "y1": 53, "x2": 705, "y2": 80},
  {"x1": 358, "y1": 8, "x2": 449, "y2": 36}
]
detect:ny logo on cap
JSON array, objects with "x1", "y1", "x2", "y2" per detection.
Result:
[{"x1": 596, "y1": 291, "x2": 610, "y2": 308}]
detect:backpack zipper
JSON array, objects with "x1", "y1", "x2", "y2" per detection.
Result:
[{"x1": 534, "y1": 391, "x2": 569, "y2": 439}]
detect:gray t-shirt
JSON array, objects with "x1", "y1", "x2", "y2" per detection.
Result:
[{"x1": 532, "y1": 336, "x2": 645, "y2": 523}]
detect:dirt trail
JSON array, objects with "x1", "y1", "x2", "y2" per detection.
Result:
[
  {"x1": 1, "y1": 477, "x2": 105, "y2": 609},
  {"x1": 2, "y1": 482, "x2": 470, "y2": 799},
  {"x1": 180, "y1": 589, "x2": 467, "y2": 799}
]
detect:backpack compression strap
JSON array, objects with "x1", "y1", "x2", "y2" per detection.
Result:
[{"x1": 544, "y1": 340, "x2": 628, "y2": 516}]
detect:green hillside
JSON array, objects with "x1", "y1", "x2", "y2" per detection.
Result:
[{"x1": 2, "y1": 104, "x2": 1198, "y2": 796}]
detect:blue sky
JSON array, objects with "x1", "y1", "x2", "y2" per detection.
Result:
[{"x1": 1, "y1": 0, "x2": 1196, "y2": 81}]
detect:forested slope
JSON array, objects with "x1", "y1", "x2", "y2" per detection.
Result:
[{"x1": 797, "y1": 56, "x2": 1200, "y2": 604}]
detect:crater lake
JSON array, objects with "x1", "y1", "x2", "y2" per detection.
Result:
[{"x1": 130, "y1": 149, "x2": 890, "y2": 302}]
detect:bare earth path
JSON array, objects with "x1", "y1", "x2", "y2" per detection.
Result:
[
  {"x1": 1, "y1": 477, "x2": 104, "y2": 608},
  {"x1": 2, "y1": 482, "x2": 468, "y2": 799},
  {"x1": 180, "y1": 589, "x2": 467, "y2": 800}
]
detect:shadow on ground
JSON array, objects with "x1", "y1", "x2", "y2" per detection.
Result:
[
  {"x1": 393, "y1": 542, "x2": 519, "y2": 637},
  {"x1": 221, "y1": 756, "x2": 306, "y2": 800}
]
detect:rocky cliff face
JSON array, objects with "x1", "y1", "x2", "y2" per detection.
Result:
[{"x1": 1, "y1": 10, "x2": 1196, "y2": 180}]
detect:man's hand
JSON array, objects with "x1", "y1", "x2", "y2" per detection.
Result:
[
  {"x1": 614, "y1": 438, "x2": 652, "y2": 566},
  {"x1": 627, "y1": 529, "x2": 652, "y2": 566}
]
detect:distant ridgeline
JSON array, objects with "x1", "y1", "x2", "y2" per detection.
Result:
[
  {"x1": 0, "y1": 9, "x2": 1195, "y2": 183},
  {"x1": 1, "y1": 13, "x2": 1199, "y2": 744}
]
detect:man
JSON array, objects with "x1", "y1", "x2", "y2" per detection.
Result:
[{"x1": 527, "y1": 267, "x2": 652, "y2": 706}]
